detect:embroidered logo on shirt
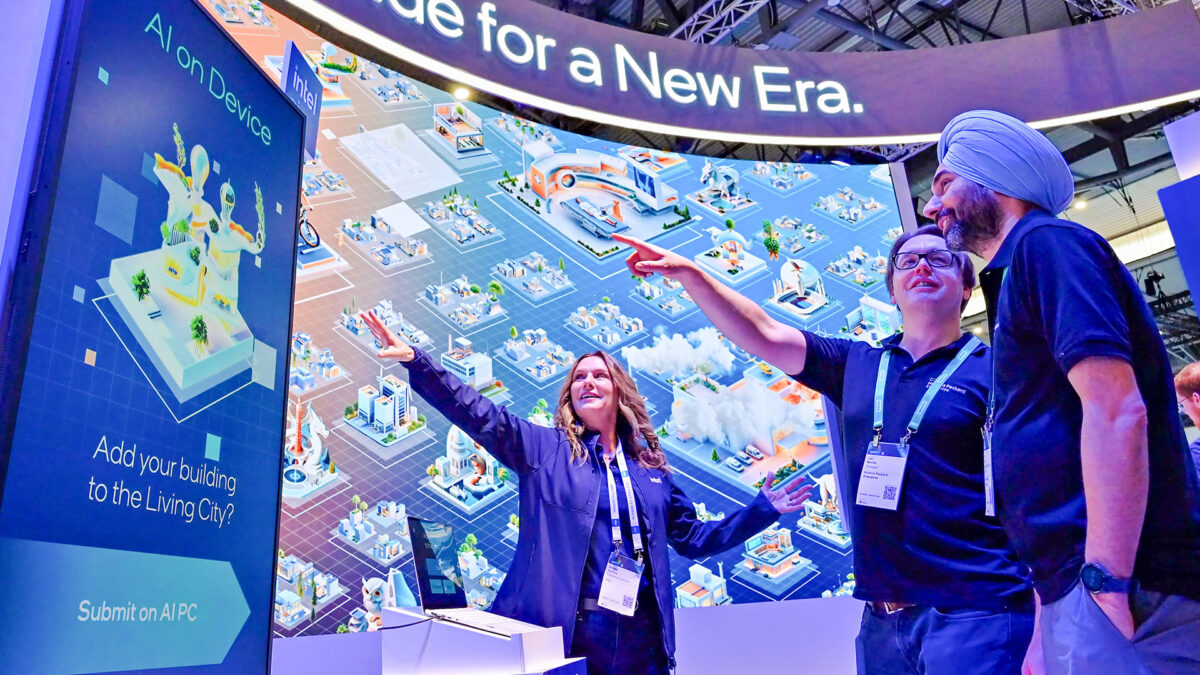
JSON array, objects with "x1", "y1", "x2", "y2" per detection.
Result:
[
  {"x1": 650, "y1": 477, "x2": 662, "y2": 484},
  {"x1": 927, "y1": 378, "x2": 967, "y2": 395}
]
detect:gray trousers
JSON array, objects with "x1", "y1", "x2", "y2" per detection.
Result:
[{"x1": 1041, "y1": 583, "x2": 1200, "y2": 674}]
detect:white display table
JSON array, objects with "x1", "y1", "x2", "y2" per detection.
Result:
[{"x1": 380, "y1": 607, "x2": 586, "y2": 675}]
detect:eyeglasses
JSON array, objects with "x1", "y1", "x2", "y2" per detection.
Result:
[{"x1": 892, "y1": 249, "x2": 956, "y2": 270}]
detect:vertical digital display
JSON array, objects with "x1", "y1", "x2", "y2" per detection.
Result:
[{"x1": 0, "y1": 1, "x2": 303, "y2": 672}]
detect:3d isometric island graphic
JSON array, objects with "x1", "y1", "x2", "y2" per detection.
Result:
[
  {"x1": 282, "y1": 401, "x2": 344, "y2": 503},
  {"x1": 105, "y1": 125, "x2": 272, "y2": 402}
]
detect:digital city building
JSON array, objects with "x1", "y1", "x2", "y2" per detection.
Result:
[
  {"x1": 524, "y1": 142, "x2": 679, "y2": 217},
  {"x1": 432, "y1": 103, "x2": 485, "y2": 154},
  {"x1": 440, "y1": 337, "x2": 493, "y2": 390},
  {"x1": 738, "y1": 522, "x2": 818, "y2": 593},
  {"x1": 675, "y1": 562, "x2": 732, "y2": 608},
  {"x1": 357, "y1": 372, "x2": 416, "y2": 435},
  {"x1": 845, "y1": 294, "x2": 903, "y2": 343}
]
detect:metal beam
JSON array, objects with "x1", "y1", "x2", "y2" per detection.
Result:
[
  {"x1": 890, "y1": 0, "x2": 996, "y2": 46},
  {"x1": 914, "y1": 0, "x2": 1003, "y2": 40},
  {"x1": 757, "y1": 0, "x2": 829, "y2": 43},
  {"x1": 669, "y1": 0, "x2": 774, "y2": 43},
  {"x1": 1073, "y1": 152, "x2": 1175, "y2": 191},
  {"x1": 655, "y1": 0, "x2": 685, "y2": 28},
  {"x1": 779, "y1": 0, "x2": 915, "y2": 49},
  {"x1": 1075, "y1": 120, "x2": 1115, "y2": 141},
  {"x1": 1062, "y1": 105, "x2": 1192, "y2": 164},
  {"x1": 877, "y1": 0, "x2": 939, "y2": 48}
]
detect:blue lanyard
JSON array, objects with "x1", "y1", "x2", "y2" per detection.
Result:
[
  {"x1": 873, "y1": 335, "x2": 981, "y2": 447},
  {"x1": 603, "y1": 443, "x2": 644, "y2": 561},
  {"x1": 985, "y1": 269, "x2": 1011, "y2": 435}
]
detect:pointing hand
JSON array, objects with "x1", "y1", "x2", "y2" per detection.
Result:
[
  {"x1": 360, "y1": 310, "x2": 415, "y2": 362},
  {"x1": 612, "y1": 233, "x2": 698, "y2": 281}
]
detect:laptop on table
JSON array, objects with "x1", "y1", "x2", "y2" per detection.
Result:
[{"x1": 407, "y1": 516, "x2": 537, "y2": 639}]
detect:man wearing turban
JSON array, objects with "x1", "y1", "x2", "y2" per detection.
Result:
[{"x1": 926, "y1": 110, "x2": 1200, "y2": 674}]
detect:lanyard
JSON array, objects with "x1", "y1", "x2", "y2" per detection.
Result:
[
  {"x1": 982, "y1": 268, "x2": 1011, "y2": 518},
  {"x1": 873, "y1": 335, "x2": 981, "y2": 447},
  {"x1": 985, "y1": 269, "x2": 1011, "y2": 435},
  {"x1": 603, "y1": 443, "x2": 644, "y2": 562}
]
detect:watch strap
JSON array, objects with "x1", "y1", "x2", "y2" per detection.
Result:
[{"x1": 1082, "y1": 562, "x2": 1135, "y2": 594}]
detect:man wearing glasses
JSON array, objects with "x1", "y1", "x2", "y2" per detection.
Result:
[
  {"x1": 615, "y1": 226, "x2": 1033, "y2": 674},
  {"x1": 1176, "y1": 362, "x2": 1200, "y2": 484}
]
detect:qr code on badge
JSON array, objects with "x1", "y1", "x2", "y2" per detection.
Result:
[
  {"x1": 622, "y1": 597, "x2": 634, "y2": 609},
  {"x1": 882, "y1": 486, "x2": 898, "y2": 500}
]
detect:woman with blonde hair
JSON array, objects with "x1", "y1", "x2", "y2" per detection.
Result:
[{"x1": 363, "y1": 311, "x2": 810, "y2": 674}]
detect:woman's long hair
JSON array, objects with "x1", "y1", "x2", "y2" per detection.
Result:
[{"x1": 553, "y1": 351, "x2": 670, "y2": 472}]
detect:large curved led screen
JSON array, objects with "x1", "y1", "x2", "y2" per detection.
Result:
[{"x1": 216, "y1": 5, "x2": 907, "y2": 638}]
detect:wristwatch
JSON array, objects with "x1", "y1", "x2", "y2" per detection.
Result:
[{"x1": 1080, "y1": 562, "x2": 1135, "y2": 594}]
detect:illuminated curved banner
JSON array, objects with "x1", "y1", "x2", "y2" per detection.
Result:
[{"x1": 270, "y1": 0, "x2": 1200, "y2": 144}]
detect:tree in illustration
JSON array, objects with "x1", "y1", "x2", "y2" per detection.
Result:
[
  {"x1": 131, "y1": 269, "x2": 150, "y2": 301},
  {"x1": 763, "y1": 235, "x2": 781, "y2": 260},
  {"x1": 190, "y1": 315, "x2": 209, "y2": 350}
]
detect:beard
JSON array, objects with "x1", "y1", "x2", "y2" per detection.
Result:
[{"x1": 942, "y1": 178, "x2": 1006, "y2": 256}]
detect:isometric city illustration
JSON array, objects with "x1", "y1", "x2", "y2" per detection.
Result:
[{"x1": 223, "y1": 6, "x2": 906, "y2": 638}]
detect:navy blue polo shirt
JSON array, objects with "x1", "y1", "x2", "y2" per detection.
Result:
[
  {"x1": 1191, "y1": 438, "x2": 1200, "y2": 487},
  {"x1": 980, "y1": 210, "x2": 1200, "y2": 603},
  {"x1": 796, "y1": 331, "x2": 1030, "y2": 608},
  {"x1": 579, "y1": 447, "x2": 657, "y2": 615}
]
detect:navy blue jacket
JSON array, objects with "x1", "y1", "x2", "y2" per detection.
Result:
[{"x1": 403, "y1": 348, "x2": 781, "y2": 661}]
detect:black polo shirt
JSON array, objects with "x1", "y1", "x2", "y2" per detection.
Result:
[
  {"x1": 795, "y1": 331, "x2": 1030, "y2": 608},
  {"x1": 980, "y1": 210, "x2": 1200, "y2": 603}
]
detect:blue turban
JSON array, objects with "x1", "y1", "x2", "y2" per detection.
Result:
[{"x1": 937, "y1": 110, "x2": 1074, "y2": 215}]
